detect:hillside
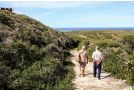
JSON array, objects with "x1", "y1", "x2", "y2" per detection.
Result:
[
  {"x1": 67, "y1": 30, "x2": 134, "y2": 87},
  {"x1": 0, "y1": 10, "x2": 79, "y2": 90}
]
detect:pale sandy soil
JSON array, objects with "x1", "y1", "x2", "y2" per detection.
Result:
[
  {"x1": 78, "y1": 35, "x2": 87, "y2": 38},
  {"x1": 70, "y1": 50, "x2": 133, "y2": 90}
]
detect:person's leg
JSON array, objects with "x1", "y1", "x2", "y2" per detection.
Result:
[
  {"x1": 79, "y1": 64, "x2": 82, "y2": 76},
  {"x1": 98, "y1": 62, "x2": 102, "y2": 80},
  {"x1": 82, "y1": 65, "x2": 86, "y2": 76},
  {"x1": 81, "y1": 62, "x2": 85, "y2": 76},
  {"x1": 93, "y1": 62, "x2": 97, "y2": 77},
  {"x1": 81, "y1": 67, "x2": 84, "y2": 76}
]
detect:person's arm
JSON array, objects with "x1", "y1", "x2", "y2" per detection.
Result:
[
  {"x1": 92, "y1": 52, "x2": 95, "y2": 63},
  {"x1": 97, "y1": 52, "x2": 103, "y2": 65},
  {"x1": 86, "y1": 53, "x2": 88, "y2": 64},
  {"x1": 75, "y1": 51, "x2": 80, "y2": 62},
  {"x1": 97, "y1": 59, "x2": 102, "y2": 65}
]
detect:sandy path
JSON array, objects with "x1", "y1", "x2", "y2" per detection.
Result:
[
  {"x1": 78, "y1": 35, "x2": 87, "y2": 38},
  {"x1": 70, "y1": 50, "x2": 132, "y2": 90}
]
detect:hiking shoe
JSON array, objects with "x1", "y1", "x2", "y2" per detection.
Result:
[
  {"x1": 82, "y1": 74, "x2": 85, "y2": 77},
  {"x1": 93, "y1": 75, "x2": 96, "y2": 78}
]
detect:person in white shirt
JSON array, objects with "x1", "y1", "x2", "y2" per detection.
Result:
[{"x1": 92, "y1": 46, "x2": 103, "y2": 80}]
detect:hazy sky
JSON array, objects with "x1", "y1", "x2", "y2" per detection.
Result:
[{"x1": 1, "y1": 1, "x2": 134, "y2": 28}]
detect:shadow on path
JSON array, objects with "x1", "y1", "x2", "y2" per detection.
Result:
[
  {"x1": 101, "y1": 74, "x2": 111, "y2": 79},
  {"x1": 85, "y1": 71, "x2": 111, "y2": 79}
]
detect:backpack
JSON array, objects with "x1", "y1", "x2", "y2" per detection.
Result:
[{"x1": 76, "y1": 50, "x2": 85, "y2": 63}]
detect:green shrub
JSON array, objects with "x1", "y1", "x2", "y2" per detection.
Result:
[
  {"x1": 122, "y1": 35, "x2": 134, "y2": 49},
  {"x1": 87, "y1": 47, "x2": 94, "y2": 62},
  {"x1": 97, "y1": 41, "x2": 120, "y2": 48},
  {"x1": 0, "y1": 14, "x2": 14, "y2": 28},
  {"x1": 102, "y1": 49, "x2": 126, "y2": 79},
  {"x1": 0, "y1": 62, "x2": 10, "y2": 89},
  {"x1": 126, "y1": 54, "x2": 134, "y2": 85}
]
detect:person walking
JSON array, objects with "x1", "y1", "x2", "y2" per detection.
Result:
[
  {"x1": 78, "y1": 46, "x2": 88, "y2": 77},
  {"x1": 92, "y1": 46, "x2": 103, "y2": 80}
]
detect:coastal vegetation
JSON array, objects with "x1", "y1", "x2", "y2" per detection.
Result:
[
  {"x1": 67, "y1": 30, "x2": 134, "y2": 86},
  {"x1": 0, "y1": 10, "x2": 79, "y2": 89},
  {"x1": 0, "y1": 8, "x2": 134, "y2": 90}
]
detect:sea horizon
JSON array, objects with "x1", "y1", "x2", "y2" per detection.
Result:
[{"x1": 54, "y1": 27, "x2": 134, "y2": 32}]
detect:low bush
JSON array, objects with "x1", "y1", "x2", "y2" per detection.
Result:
[
  {"x1": 102, "y1": 49, "x2": 126, "y2": 79},
  {"x1": 97, "y1": 41, "x2": 120, "y2": 48},
  {"x1": 121, "y1": 35, "x2": 134, "y2": 49},
  {"x1": 126, "y1": 54, "x2": 134, "y2": 85}
]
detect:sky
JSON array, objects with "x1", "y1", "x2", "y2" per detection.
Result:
[{"x1": 0, "y1": 1, "x2": 134, "y2": 28}]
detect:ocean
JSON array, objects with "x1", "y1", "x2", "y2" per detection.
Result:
[{"x1": 54, "y1": 27, "x2": 134, "y2": 32}]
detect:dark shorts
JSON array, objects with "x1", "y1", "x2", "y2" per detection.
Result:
[{"x1": 79, "y1": 62, "x2": 86, "y2": 68}]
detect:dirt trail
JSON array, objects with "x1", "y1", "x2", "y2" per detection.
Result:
[
  {"x1": 70, "y1": 50, "x2": 132, "y2": 90},
  {"x1": 78, "y1": 35, "x2": 87, "y2": 38}
]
